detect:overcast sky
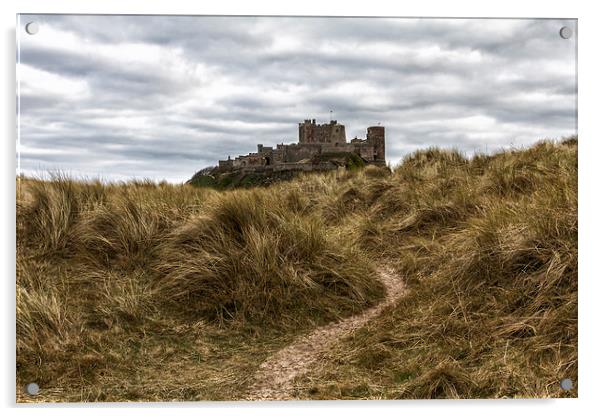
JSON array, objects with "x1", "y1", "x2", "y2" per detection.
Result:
[{"x1": 17, "y1": 15, "x2": 577, "y2": 183}]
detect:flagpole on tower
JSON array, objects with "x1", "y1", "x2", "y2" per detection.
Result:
[{"x1": 330, "y1": 110, "x2": 333, "y2": 122}]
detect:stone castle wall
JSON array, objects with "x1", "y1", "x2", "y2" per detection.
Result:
[
  {"x1": 298, "y1": 119, "x2": 346, "y2": 145},
  {"x1": 217, "y1": 119, "x2": 386, "y2": 173}
]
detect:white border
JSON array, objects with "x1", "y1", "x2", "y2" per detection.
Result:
[{"x1": 3, "y1": 1, "x2": 600, "y2": 415}]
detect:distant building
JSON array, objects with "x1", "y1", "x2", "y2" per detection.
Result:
[{"x1": 216, "y1": 119, "x2": 385, "y2": 174}]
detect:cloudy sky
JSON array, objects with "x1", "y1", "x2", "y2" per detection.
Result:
[{"x1": 17, "y1": 15, "x2": 577, "y2": 182}]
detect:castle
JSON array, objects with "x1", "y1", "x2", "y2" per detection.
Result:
[{"x1": 216, "y1": 119, "x2": 385, "y2": 174}]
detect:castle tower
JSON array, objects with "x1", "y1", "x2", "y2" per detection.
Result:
[
  {"x1": 366, "y1": 126, "x2": 385, "y2": 164},
  {"x1": 298, "y1": 119, "x2": 346, "y2": 145},
  {"x1": 328, "y1": 120, "x2": 346, "y2": 145},
  {"x1": 298, "y1": 119, "x2": 314, "y2": 143}
]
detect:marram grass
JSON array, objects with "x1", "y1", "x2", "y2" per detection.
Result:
[{"x1": 16, "y1": 138, "x2": 577, "y2": 401}]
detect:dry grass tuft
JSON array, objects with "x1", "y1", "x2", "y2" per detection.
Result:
[{"x1": 154, "y1": 188, "x2": 384, "y2": 328}]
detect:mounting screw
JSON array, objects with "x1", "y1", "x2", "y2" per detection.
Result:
[
  {"x1": 560, "y1": 378, "x2": 573, "y2": 391},
  {"x1": 25, "y1": 22, "x2": 39, "y2": 35},
  {"x1": 559, "y1": 26, "x2": 573, "y2": 40},
  {"x1": 25, "y1": 382, "x2": 40, "y2": 395}
]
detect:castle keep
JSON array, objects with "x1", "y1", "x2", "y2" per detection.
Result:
[{"x1": 217, "y1": 119, "x2": 385, "y2": 174}]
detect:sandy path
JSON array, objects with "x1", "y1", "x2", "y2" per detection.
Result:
[{"x1": 245, "y1": 267, "x2": 405, "y2": 400}]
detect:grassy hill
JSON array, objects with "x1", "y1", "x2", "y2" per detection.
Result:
[{"x1": 16, "y1": 138, "x2": 577, "y2": 401}]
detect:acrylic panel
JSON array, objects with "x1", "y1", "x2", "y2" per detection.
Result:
[{"x1": 16, "y1": 15, "x2": 577, "y2": 402}]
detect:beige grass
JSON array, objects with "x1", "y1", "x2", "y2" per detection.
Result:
[{"x1": 16, "y1": 137, "x2": 577, "y2": 401}]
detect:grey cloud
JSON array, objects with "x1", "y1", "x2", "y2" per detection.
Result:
[{"x1": 17, "y1": 15, "x2": 577, "y2": 182}]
